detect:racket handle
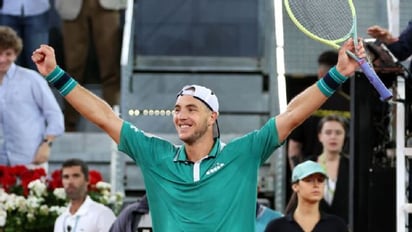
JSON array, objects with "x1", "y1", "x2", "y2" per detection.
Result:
[{"x1": 358, "y1": 58, "x2": 392, "y2": 101}]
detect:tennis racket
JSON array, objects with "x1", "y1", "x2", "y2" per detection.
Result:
[{"x1": 284, "y1": 0, "x2": 392, "y2": 101}]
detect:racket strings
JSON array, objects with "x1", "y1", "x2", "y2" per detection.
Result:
[{"x1": 286, "y1": 0, "x2": 354, "y2": 41}]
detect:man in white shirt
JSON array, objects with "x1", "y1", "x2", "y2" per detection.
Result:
[{"x1": 54, "y1": 158, "x2": 116, "y2": 232}]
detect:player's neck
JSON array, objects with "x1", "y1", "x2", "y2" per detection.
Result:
[{"x1": 185, "y1": 137, "x2": 215, "y2": 162}]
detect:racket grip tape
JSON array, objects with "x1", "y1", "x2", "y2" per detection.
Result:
[{"x1": 358, "y1": 59, "x2": 392, "y2": 101}]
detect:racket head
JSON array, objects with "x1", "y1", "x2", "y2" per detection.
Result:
[{"x1": 284, "y1": 0, "x2": 357, "y2": 50}]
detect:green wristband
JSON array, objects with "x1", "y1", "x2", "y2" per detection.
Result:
[
  {"x1": 45, "y1": 66, "x2": 78, "y2": 96},
  {"x1": 317, "y1": 66, "x2": 348, "y2": 97}
]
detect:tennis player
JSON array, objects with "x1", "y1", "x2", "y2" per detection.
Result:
[{"x1": 32, "y1": 38, "x2": 364, "y2": 232}]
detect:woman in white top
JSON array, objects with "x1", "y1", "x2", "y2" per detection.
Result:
[{"x1": 315, "y1": 114, "x2": 349, "y2": 224}]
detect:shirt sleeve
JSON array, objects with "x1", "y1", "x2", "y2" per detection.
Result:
[
  {"x1": 118, "y1": 121, "x2": 177, "y2": 167},
  {"x1": 97, "y1": 208, "x2": 117, "y2": 232},
  {"x1": 31, "y1": 71, "x2": 64, "y2": 136},
  {"x1": 231, "y1": 118, "x2": 282, "y2": 164},
  {"x1": 53, "y1": 215, "x2": 64, "y2": 232},
  {"x1": 387, "y1": 20, "x2": 412, "y2": 61}
]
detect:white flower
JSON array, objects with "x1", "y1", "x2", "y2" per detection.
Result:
[
  {"x1": 110, "y1": 192, "x2": 124, "y2": 205},
  {"x1": 101, "y1": 189, "x2": 110, "y2": 196},
  {"x1": 53, "y1": 188, "x2": 66, "y2": 200},
  {"x1": 50, "y1": 205, "x2": 67, "y2": 215},
  {"x1": 2, "y1": 194, "x2": 28, "y2": 213},
  {"x1": 26, "y1": 212, "x2": 35, "y2": 222},
  {"x1": 115, "y1": 191, "x2": 124, "y2": 199},
  {"x1": 15, "y1": 196, "x2": 28, "y2": 213},
  {"x1": 96, "y1": 181, "x2": 111, "y2": 190},
  {"x1": 39, "y1": 205, "x2": 49, "y2": 215},
  {"x1": 0, "y1": 209, "x2": 7, "y2": 227},
  {"x1": 109, "y1": 195, "x2": 116, "y2": 203},
  {"x1": 28, "y1": 179, "x2": 47, "y2": 197},
  {"x1": 0, "y1": 188, "x2": 7, "y2": 203},
  {"x1": 4, "y1": 194, "x2": 16, "y2": 211},
  {"x1": 26, "y1": 196, "x2": 41, "y2": 210}
]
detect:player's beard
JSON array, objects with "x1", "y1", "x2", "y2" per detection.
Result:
[{"x1": 180, "y1": 122, "x2": 209, "y2": 145}]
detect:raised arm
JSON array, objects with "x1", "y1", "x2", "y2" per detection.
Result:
[
  {"x1": 276, "y1": 38, "x2": 365, "y2": 142},
  {"x1": 32, "y1": 45, "x2": 123, "y2": 143}
]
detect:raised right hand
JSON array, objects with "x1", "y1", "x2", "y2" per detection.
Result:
[
  {"x1": 335, "y1": 38, "x2": 366, "y2": 77},
  {"x1": 31, "y1": 45, "x2": 58, "y2": 76}
]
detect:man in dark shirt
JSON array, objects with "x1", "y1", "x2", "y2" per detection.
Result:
[
  {"x1": 109, "y1": 195, "x2": 151, "y2": 232},
  {"x1": 368, "y1": 20, "x2": 412, "y2": 71}
]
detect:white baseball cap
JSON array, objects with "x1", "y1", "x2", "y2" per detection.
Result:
[{"x1": 177, "y1": 85, "x2": 220, "y2": 138}]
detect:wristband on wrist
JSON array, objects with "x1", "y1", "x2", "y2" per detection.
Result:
[
  {"x1": 316, "y1": 66, "x2": 348, "y2": 97},
  {"x1": 45, "y1": 66, "x2": 78, "y2": 96}
]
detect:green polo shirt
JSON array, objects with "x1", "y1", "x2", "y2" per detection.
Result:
[{"x1": 118, "y1": 118, "x2": 281, "y2": 232}]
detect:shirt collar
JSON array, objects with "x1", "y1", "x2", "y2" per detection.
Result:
[
  {"x1": 173, "y1": 138, "x2": 221, "y2": 162},
  {"x1": 286, "y1": 210, "x2": 329, "y2": 222},
  {"x1": 64, "y1": 195, "x2": 93, "y2": 217},
  {"x1": 5, "y1": 63, "x2": 16, "y2": 79}
]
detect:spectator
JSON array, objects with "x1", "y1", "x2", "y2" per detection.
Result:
[
  {"x1": 0, "y1": 26, "x2": 63, "y2": 171},
  {"x1": 32, "y1": 38, "x2": 365, "y2": 231},
  {"x1": 287, "y1": 50, "x2": 350, "y2": 169},
  {"x1": 54, "y1": 0, "x2": 127, "y2": 131},
  {"x1": 264, "y1": 161, "x2": 348, "y2": 232},
  {"x1": 54, "y1": 158, "x2": 116, "y2": 232},
  {"x1": 368, "y1": 20, "x2": 412, "y2": 142},
  {"x1": 0, "y1": 0, "x2": 50, "y2": 70},
  {"x1": 109, "y1": 195, "x2": 152, "y2": 232},
  {"x1": 367, "y1": 20, "x2": 412, "y2": 70},
  {"x1": 311, "y1": 115, "x2": 349, "y2": 224},
  {"x1": 256, "y1": 201, "x2": 283, "y2": 232}
]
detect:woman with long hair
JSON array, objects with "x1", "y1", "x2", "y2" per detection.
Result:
[
  {"x1": 314, "y1": 114, "x2": 349, "y2": 223},
  {"x1": 264, "y1": 161, "x2": 348, "y2": 232}
]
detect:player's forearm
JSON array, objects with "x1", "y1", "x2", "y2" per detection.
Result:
[
  {"x1": 291, "y1": 67, "x2": 348, "y2": 120},
  {"x1": 45, "y1": 67, "x2": 113, "y2": 123},
  {"x1": 45, "y1": 66, "x2": 122, "y2": 142},
  {"x1": 276, "y1": 68, "x2": 347, "y2": 141},
  {"x1": 285, "y1": 84, "x2": 327, "y2": 129}
]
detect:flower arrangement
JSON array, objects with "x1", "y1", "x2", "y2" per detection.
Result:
[{"x1": 0, "y1": 165, "x2": 124, "y2": 232}]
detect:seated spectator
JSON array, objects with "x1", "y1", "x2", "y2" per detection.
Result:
[
  {"x1": 109, "y1": 195, "x2": 152, "y2": 232},
  {"x1": 256, "y1": 201, "x2": 283, "y2": 232}
]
